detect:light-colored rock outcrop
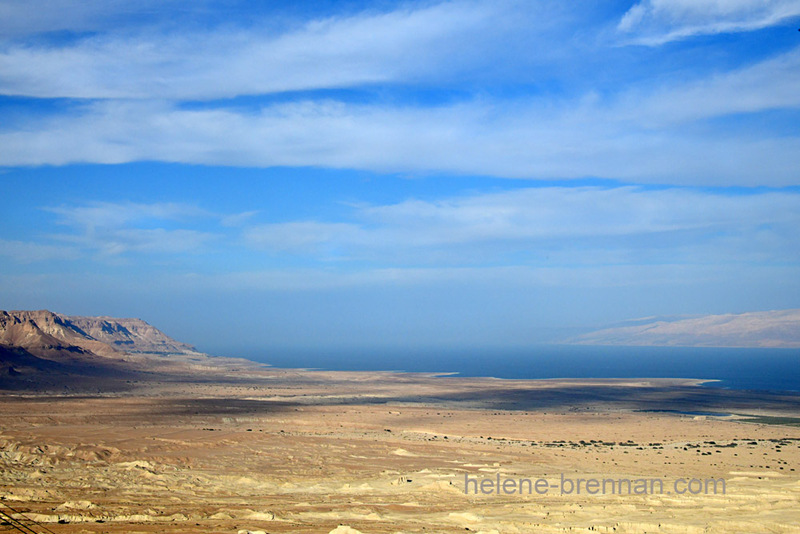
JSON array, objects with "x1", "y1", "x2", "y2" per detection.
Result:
[
  {"x1": 571, "y1": 309, "x2": 800, "y2": 348},
  {"x1": 64, "y1": 314, "x2": 196, "y2": 354}
]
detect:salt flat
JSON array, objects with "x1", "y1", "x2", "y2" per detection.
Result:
[{"x1": 1, "y1": 369, "x2": 799, "y2": 533}]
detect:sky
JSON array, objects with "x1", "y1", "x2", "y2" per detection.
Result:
[{"x1": 1, "y1": 0, "x2": 799, "y2": 355}]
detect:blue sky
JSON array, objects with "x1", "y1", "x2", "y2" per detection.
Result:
[{"x1": 1, "y1": 0, "x2": 799, "y2": 354}]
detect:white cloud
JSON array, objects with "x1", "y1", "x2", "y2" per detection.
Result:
[
  {"x1": 14, "y1": 188, "x2": 798, "y2": 269},
  {"x1": 46, "y1": 201, "x2": 208, "y2": 229},
  {"x1": 0, "y1": 2, "x2": 797, "y2": 186},
  {"x1": 623, "y1": 47, "x2": 800, "y2": 125},
  {"x1": 241, "y1": 187, "x2": 800, "y2": 265},
  {"x1": 1, "y1": 58, "x2": 798, "y2": 186},
  {"x1": 43, "y1": 201, "x2": 218, "y2": 257},
  {"x1": 0, "y1": 1, "x2": 508, "y2": 99},
  {"x1": 619, "y1": 0, "x2": 800, "y2": 44},
  {"x1": 53, "y1": 228, "x2": 218, "y2": 256}
]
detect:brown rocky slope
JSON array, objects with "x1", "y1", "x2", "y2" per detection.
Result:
[{"x1": 0, "y1": 310, "x2": 213, "y2": 391}]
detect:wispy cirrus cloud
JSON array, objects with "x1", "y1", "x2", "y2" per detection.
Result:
[
  {"x1": 624, "y1": 47, "x2": 800, "y2": 125},
  {"x1": 243, "y1": 186, "x2": 800, "y2": 266},
  {"x1": 2, "y1": 43, "x2": 799, "y2": 187},
  {"x1": 52, "y1": 227, "x2": 218, "y2": 257},
  {"x1": 42, "y1": 201, "x2": 220, "y2": 257},
  {"x1": 0, "y1": 1, "x2": 517, "y2": 100},
  {"x1": 16, "y1": 188, "x2": 799, "y2": 268},
  {"x1": 1, "y1": 1, "x2": 799, "y2": 349},
  {"x1": 0, "y1": 1, "x2": 797, "y2": 187},
  {"x1": 46, "y1": 201, "x2": 209, "y2": 229},
  {"x1": 618, "y1": 0, "x2": 800, "y2": 45}
]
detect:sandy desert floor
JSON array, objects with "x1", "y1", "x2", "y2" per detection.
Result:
[{"x1": 1, "y1": 368, "x2": 800, "y2": 533}]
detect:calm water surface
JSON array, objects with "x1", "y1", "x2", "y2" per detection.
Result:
[{"x1": 240, "y1": 345, "x2": 800, "y2": 393}]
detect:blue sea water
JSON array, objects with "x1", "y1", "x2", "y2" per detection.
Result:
[{"x1": 242, "y1": 345, "x2": 800, "y2": 393}]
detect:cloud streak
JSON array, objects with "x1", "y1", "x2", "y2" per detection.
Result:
[
  {"x1": 41, "y1": 201, "x2": 219, "y2": 257},
  {"x1": 618, "y1": 0, "x2": 800, "y2": 44},
  {"x1": 0, "y1": 1, "x2": 797, "y2": 187},
  {"x1": 46, "y1": 201, "x2": 208, "y2": 229},
  {"x1": 2, "y1": 1, "x2": 799, "y2": 349},
  {"x1": 14, "y1": 187, "x2": 799, "y2": 270},
  {"x1": 2, "y1": 54, "x2": 799, "y2": 187},
  {"x1": 244, "y1": 186, "x2": 800, "y2": 266},
  {"x1": 0, "y1": 1, "x2": 509, "y2": 99}
]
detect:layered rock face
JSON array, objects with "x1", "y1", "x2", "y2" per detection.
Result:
[
  {"x1": 0, "y1": 310, "x2": 201, "y2": 390},
  {"x1": 63, "y1": 314, "x2": 196, "y2": 355},
  {"x1": 0, "y1": 310, "x2": 196, "y2": 359}
]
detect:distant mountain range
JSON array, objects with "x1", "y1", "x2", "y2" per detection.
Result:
[
  {"x1": 5, "y1": 307, "x2": 799, "y2": 391},
  {"x1": 571, "y1": 309, "x2": 800, "y2": 348},
  {"x1": 0, "y1": 309, "x2": 212, "y2": 390}
]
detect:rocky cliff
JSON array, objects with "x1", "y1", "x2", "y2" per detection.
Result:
[
  {"x1": 0, "y1": 310, "x2": 196, "y2": 358},
  {"x1": 0, "y1": 310, "x2": 206, "y2": 390},
  {"x1": 63, "y1": 314, "x2": 197, "y2": 355}
]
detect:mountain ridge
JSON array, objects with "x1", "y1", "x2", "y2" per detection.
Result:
[
  {"x1": 0, "y1": 309, "x2": 214, "y2": 391},
  {"x1": 0, "y1": 309, "x2": 198, "y2": 358},
  {"x1": 571, "y1": 309, "x2": 800, "y2": 348},
  {"x1": 62, "y1": 313, "x2": 197, "y2": 354}
]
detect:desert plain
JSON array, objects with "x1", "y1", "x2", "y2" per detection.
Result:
[{"x1": 2, "y1": 363, "x2": 800, "y2": 534}]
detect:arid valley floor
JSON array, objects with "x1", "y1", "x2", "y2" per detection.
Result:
[{"x1": 2, "y1": 365, "x2": 800, "y2": 534}]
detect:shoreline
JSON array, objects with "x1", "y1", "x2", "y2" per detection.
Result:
[
  {"x1": 2, "y1": 369, "x2": 799, "y2": 533},
  {"x1": 3, "y1": 365, "x2": 798, "y2": 421},
  {"x1": 234, "y1": 343, "x2": 800, "y2": 393}
]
